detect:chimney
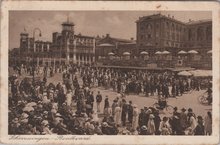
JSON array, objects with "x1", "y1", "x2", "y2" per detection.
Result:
[
  {"x1": 172, "y1": 16, "x2": 174, "y2": 19},
  {"x1": 168, "y1": 14, "x2": 170, "y2": 17},
  {"x1": 106, "y1": 34, "x2": 110, "y2": 37},
  {"x1": 189, "y1": 19, "x2": 192, "y2": 22}
]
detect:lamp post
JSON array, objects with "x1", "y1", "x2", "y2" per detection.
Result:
[{"x1": 32, "y1": 27, "x2": 42, "y2": 83}]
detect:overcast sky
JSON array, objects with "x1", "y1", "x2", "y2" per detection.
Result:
[{"x1": 9, "y1": 11, "x2": 211, "y2": 49}]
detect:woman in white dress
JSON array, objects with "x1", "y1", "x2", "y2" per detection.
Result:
[
  {"x1": 114, "y1": 104, "x2": 121, "y2": 126},
  {"x1": 132, "y1": 104, "x2": 139, "y2": 131}
]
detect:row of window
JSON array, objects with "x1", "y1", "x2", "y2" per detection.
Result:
[{"x1": 140, "y1": 22, "x2": 186, "y2": 33}]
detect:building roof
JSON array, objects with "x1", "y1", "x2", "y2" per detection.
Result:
[
  {"x1": 75, "y1": 34, "x2": 94, "y2": 39},
  {"x1": 111, "y1": 37, "x2": 135, "y2": 43},
  {"x1": 136, "y1": 13, "x2": 212, "y2": 26},
  {"x1": 186, "y1": 19, "x2": 212, "y2": 25},
  {"x1": 98, "y1": 34, "x2": 135, "y2": 44},
  {"x1": 136, "y1": 13, "x2": 185, "y2": 25}
]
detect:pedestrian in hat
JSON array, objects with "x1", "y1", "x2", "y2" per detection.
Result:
[
  {"x1": 139, "y1": 125, "x2": 148, "y2": 135},
  {"x1": 114, "y1": 104, "x2": 121, "y2": 126},
  {"x1": 132, "y1": 104, "x2": 139, "y2": 131},
  {"x1": 180, "y1": 108, "x2": 187, "y2": 130},
  {"x1": 96, "y1": 91, "x2": 102, "y2": 113},
  {"x1": 204, "y1": 111, "x2": 212, "y2": 135},
  {"x1": 159, "y1": 117, "x2": 172, "y2": 135},
  {"x1": 147, "y1": 114, "x2": 155, "y2": 135},
  {"x1": 127, "y1": 101, "x2": 133, "y2": 124},
  {"x1": 194, "y1": 116, "x2": 205, "y2": 135},
  {"x1": 187, "y1": 112, "x2": 197, "y2": 134}
]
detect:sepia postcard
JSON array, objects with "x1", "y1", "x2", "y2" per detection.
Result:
[{"x1": 0, "y1": 1, "x2": 220, "y2": 145}]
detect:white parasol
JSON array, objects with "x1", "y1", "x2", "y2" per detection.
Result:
[
  {"x1": 108, "y1": 52, "x2": 115, "y2": 56},
  {"x1": 123, "y1": 52, "x2": 131, "y2": 55},
  {"x1": 188, "y1": 50, "x2": 198, "y2": 54},
  {"x1": 178, "y1": 50, "x2": 187, "y2": 54},
  {"x1": 161, "y1": 50, "x2": 170, "y2": 54},
  {"x1": 207, "y1": 50, "x2": 212, "y2": 54},
  {"x1": 155, "y1": 51, "x2": 162, "y2": 54},
  {"x1": 140, "y1": 51, "x2": 149, "y2": 55}
]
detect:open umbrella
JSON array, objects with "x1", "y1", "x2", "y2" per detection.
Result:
[
  {"x1": 108, "y1": 52, "x2": 114, "y2": 56},
  {"x1": 207, "y1": 50, "x2": 212, "y2": 54},
  {"x1": 155, "y1": 51, "x2": 162, "y2": 54},
  {"x1": 178, "y1": 50, "x2": 187, "y2": 54},
  {"x1": 161, "y1": 50, "x2": 170, "y2": 54},
  {"x1": 123, "y1": 52, "x2": 131, "y2": 55},
  {"x1": 188, "y1": 50, "x2": 198, "y2": 54},
  {"x1": 178, "y1": 71, "x2": 192, "y2": 76},
  {"x1": 140, "y1": 51, "x2": 148, "y2": 55}
]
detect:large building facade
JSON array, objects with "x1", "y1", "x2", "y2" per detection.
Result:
[
  {"x1": 17, "y1": 19, "x2": 96, "y2": 66},
  {"x1": 136, "y1": 14, "x2": 212, "y2": 68}
]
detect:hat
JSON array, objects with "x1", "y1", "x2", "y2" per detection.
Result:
[
  {"x1": 174, "y1": 115, "x2": 179, "y2": 119},
  {"x1": 188, "y1": 108, "x2": 193, "y2": 112},
  {"x1": 122, "y1": 130, "x2": 127, "y2": 135},
  {"x1": 197, "y1": 116, "x2": 203, "y2": 120},
  {"x1": 49, "y1": 90, "x2": 54, "y2": 93},
  {"x1": 144, "y1": 106, "x2": 148, "y2": 109},
  {"x1": 12, "y1": 118, "x2": 19, "y2": 124},
  {"x1": 41, "y1": 120, "x2": 49, "y2": 126},
  {"x1": 102, "y1": 122, "x2": 108, "y2": 127},
  {"x1": 21, "y1": 113, "x2": 29, "y2": 119},
  {"x1": 147, "y1": 109, "x2": 152, "y2": 114},
  {"x1": 43, "y1": 111, "x2": 48, "y2": 115},
  {"x1": 20, "y1": 118, "x2": 28, "y2": 124},
  {"x1": 141, "y1": 125, "x2": 147, "y2": 131},
  {"x1": 163, "y1": 116, "x2": 168, "y2": 121},
  {"x1": 149, "y1": 114, "x2": 155, "y2": 119},
  {"x1": 56, "y1": 113, "x2": 62, "y2": 117},
  {"x1": 181, "y1": 108, "x2": 186, "y2": 112},
  {"x1": 174, "y1": 107, "x2": 178, "y2": 111}
]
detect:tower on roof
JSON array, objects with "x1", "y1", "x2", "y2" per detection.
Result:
[
  {"x1": 20, "y1": 27, "x2": 28, "y2": 36},
  {"x1": 62, "y1": 15, "x2": 75, "y2": 32}
]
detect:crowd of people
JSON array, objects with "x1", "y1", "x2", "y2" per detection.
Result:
[{"x1": 8, "y1": 64, "x2": 212, "y2": 135}]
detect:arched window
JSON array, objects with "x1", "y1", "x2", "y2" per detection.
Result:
[{"x1": 146, "y1": 23, "x2": 152, "y2": 31}]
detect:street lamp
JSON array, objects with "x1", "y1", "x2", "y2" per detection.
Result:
[{"x1": 32, "y1": 27, "x2": 42, "y2": 83}]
